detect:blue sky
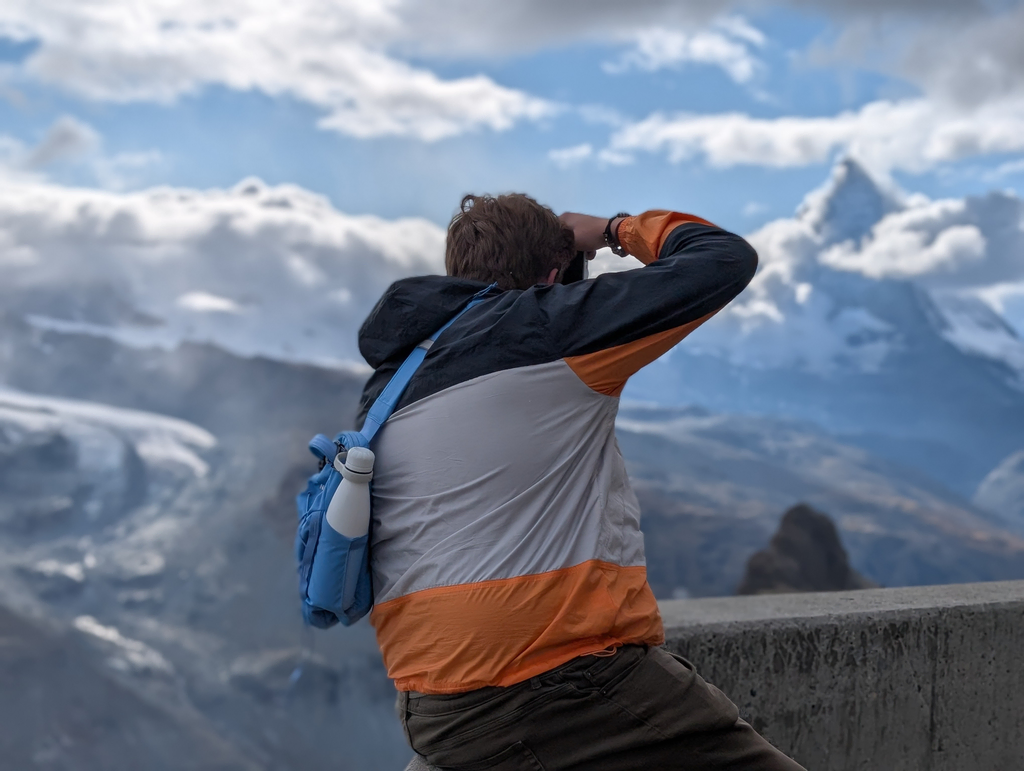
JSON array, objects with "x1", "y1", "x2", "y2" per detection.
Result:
[{"x1": 2, "y1": 1, "x2": 1023, "y2": 234}]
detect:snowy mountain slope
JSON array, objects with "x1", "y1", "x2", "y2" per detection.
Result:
[
  {"x1": 0, "y1": 308, "x2": 366, "y2": 454},
  {"x1": 0, "y1": 603, "x2": 258, "y2": 771},
  {"x1": 616, "y1": 404, "x2": 1024, "y2": 597},
  {"x1": 0, "y1": 358, "x2": 405, "y2": 769},
  {"x1": 627, "y1": 159, "x2": 1024, "y2": 495},
  {"x1": 973, "y1": 450, "x2": 1024, "y2": 533},
  {"x1": 0, "y1": 388, "x2": 216, "y2": 552},
  {"x1": 0, "y1": 388, "x2": 216, "y2": 477},
  {"x1": 928, "y1": 290, "x2": 1024, "y2": 389}
]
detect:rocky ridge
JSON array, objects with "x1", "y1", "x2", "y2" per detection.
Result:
[{"x1": 737, "y1": 504, "x2": 875, "y2": 595}]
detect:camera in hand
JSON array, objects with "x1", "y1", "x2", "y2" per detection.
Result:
[{"x1": 561, "y1": 251, "x2": 587, "y2": 284}]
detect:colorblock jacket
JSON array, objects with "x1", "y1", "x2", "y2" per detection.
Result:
[{"x1": 356, "y1": 211, "x2": 758, "y2": 694}]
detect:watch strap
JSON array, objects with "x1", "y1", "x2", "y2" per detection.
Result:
[{"x1": 603, "y1": 212, "x2": 630, "y2": 256}]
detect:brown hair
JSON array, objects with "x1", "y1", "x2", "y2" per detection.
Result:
[{"x1": 445, "y1": 193, "x2": 575, "y2": 290}]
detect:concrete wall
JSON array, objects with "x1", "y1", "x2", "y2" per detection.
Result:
[{"x1": 408, "y1": 581, "x2": 1024, "y2": 770}]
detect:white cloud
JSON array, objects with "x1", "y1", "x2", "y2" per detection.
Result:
[
  {"x1": 23, "y1": 115, "x2": 99, "y2": 169},
  {"x1": 176, "y1": 291, "x2": 243, "y2": 314},
  {"x1": 396, "y1": 0, "x2": 1021, "y2": 105},
  {"x1": 1, "y1": 1, "x2": 1019, "y2": 171},
  {"x1": 596, "y1": 148, "x2": 635, "y2": 166},
  {"x1": 822, "y1": 194, "x2": 1024, "y2": 290},
  {"x1": 714, "y1": 14, "x2": 767, "y2": 47},
  {"x1": 0, "y1": 116, "x2": 163, "y2": 190},
  {"x1": 398, "y1": 0, "x2": 1023, "y2": 171},
  {"x1": 0, "y1": 175, "x2": 446, "y2": 368},
  {"x1": 604, "y1": 17, "x2": 764, "y2": 83},
  {"x1": 549, "y1": 142, "x2": 635, "y2": 168},
  {"x1": 862, "y1": 3, "x2": 1024, "y2": 108},
  {"x1": 0, "y1": 134, "x2": 24, "y2": 169},
  {"x1": 92, "y1": 150, "x2": 164, "y2": 191},
  {"x1": 548, "y1": 143, "x2": 593, "y2": 168},
  {"x1": 392, "y1": 1, "x2": 982, "y2": 60},
  {"x1": 0, "y1": 0, "x2": 554, "y2": 142},
  {"x1": 393, "y1": 1, "x2": 731, "y2": 58},
  {"x1": 587, "y1": 247, "x2": 638, "y2": 278},
  {"x1": 825, "y1": 224, "x2": 987, "y2": 279},
  {"x1": 605, "y1": 97, "x2": 1024, "y2": 174},
  {"x1": 988, "y1": 157, "x2": 1024, "y2": 180}
]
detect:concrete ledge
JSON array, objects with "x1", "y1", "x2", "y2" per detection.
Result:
[
  {"x1": 660, "y1": 580, "x2": 1024, "y2": 627},
  {"x1": 662, "y1": 581, "x2": 1024, "y2": 770},
  {"x1": 407, "y1": 581, "x2": 1024, "y2": 770}
]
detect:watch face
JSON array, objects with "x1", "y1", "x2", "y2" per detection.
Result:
[{"x1": 561, "y1": 251, "x2": 588, "y2": 284}]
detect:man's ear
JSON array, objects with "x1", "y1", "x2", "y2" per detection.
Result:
[{"x1": 541, "y1": 267, "x2": 559, "y2": 286}]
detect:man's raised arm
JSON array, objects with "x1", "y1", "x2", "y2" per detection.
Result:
[{"x1": 544, "y1": 210, "x2": 757, "y2": 396}]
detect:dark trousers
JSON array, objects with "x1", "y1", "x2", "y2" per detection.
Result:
[{"x1": 398, "y1": 644, "x2": 806, "y2": 770}]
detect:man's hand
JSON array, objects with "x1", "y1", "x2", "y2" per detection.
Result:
[
  {"x1": 559, "y1": 212, "x2": 605, "y2": 254},
  {"x1": 559, "y1": 212, "x2": 628, "y2": 258}
]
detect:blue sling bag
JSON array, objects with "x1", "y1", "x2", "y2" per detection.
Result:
[{"x1": 295, "y1": 285, "x2": 495, "y2": 629}]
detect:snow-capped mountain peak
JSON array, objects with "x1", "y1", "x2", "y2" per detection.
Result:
[
  {"x1": 797, "y1": 157, "x2": 902, "y2": 246},
  {"x1": 678, "y1": 157, "x2": 1024, "y2": 379},
  {"x1": 626, "y1": 158, "x2": 1024, "y2": 496}
]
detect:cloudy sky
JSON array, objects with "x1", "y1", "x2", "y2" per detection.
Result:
[
  {"x1": 1, "y1": 1, "x2": 1022, "y2": 227},
  {"x1": 1, "y1": 1, "x2": 1023, "y2": 366}
]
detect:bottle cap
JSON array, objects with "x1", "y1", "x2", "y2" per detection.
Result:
[{"x1": 345, "y1": 446, "x2": 375, "y2": 474}]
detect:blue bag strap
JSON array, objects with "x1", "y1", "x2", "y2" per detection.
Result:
[
  {"x1": 308, "y1": 433, "x2": 338, "y2": 461},
  {"x1": 336, "y1": 430, "x2": 369, "y2": 451},
  {"x1": 352, "y1": 282, "x2": 497, "y2": 447}
]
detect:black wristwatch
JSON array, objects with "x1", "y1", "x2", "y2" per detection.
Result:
[{"x1": 603, "y1": 212, "x2": 630, "y2": 257}]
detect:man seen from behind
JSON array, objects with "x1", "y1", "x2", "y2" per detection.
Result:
[{"x1": 355, "y1": 194, "x2": 806, "y2": 770}]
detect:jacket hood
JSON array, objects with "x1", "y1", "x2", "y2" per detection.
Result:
[{"x1": 358, "y1": 275, "x2": 490, "y2": 369}]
